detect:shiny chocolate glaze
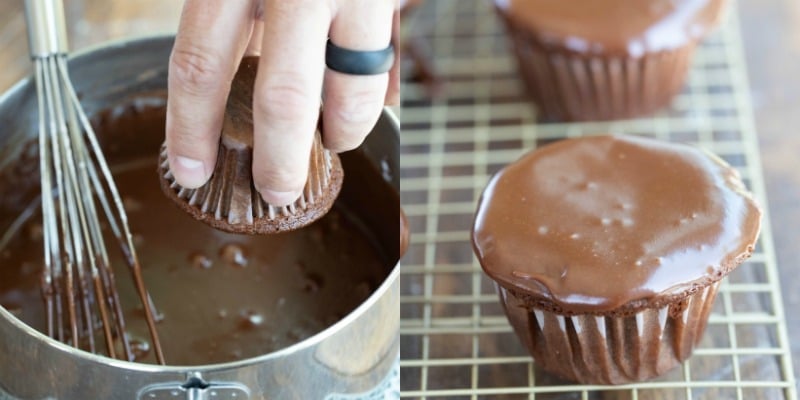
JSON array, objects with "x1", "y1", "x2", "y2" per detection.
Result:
[
  {"x1": 494, "y1": 0, "x2": 726, "y2": 56},
  {"x1": 0, "y1": 99, "x2": 394, "y2": 365},
  {"x1": 472, "y1": 135, "x2": 761, "y2": 314}
]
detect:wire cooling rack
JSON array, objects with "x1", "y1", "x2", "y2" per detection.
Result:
[{"x1": 399, "y1": 1, "x2": 797, "y2": 399}]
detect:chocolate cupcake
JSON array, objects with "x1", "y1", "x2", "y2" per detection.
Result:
[
  {"x1": 471, "y1": 135, "x2": 760, "y2": 384},
  {"x1": 494, "y1": 0, "x2": 726, "y2": 121},
  {"x1": 159, "y1": 56, "x2": 343, "y2": 234}
]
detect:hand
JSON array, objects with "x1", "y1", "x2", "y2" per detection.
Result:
[{"x1": 165, "y1": 0, "x2": 398, "y2": 206}]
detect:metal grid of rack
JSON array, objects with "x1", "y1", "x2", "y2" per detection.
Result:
[{"x1": 399, "y1": 1, "x2": 797, "y2": 399}]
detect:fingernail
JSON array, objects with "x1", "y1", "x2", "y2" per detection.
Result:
[
  {"x1": 260, "y1": 189, "x2": 302, "y2": 207},
  {"x1": 174, "y1": 156, "x2": 208, "y2": 188}
]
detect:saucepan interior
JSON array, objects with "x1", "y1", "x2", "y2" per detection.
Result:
[{"x1": 0, "y1": 35, "x2": 399, "y2": 399}]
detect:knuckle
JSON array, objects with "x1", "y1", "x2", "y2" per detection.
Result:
[
  {"x1": 333, "y1": 96, "x2": 380, "y2": 125},
  {"x1": 325, "y1": 84, "x2": 384, "y2": 125},
  {"x1": 322, "y1": 91, "x2": 381, "y2": 151},
  {"x1": 256, "y1": 79, "x2": 319, "y2": 123},
  {"x1": 169, "y1": 45, "x2": 228, "y2": 95}
]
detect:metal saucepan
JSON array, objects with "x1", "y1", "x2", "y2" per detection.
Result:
[{"x1": 0, "y1": 35, "x2": 399, "y2": 400}]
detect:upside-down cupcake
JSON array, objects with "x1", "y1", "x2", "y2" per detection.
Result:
[
  {"x1": 471, "y1": 135, "x2": 760, "y2": 384},
  {"x1": 493, "y1": 0, "x2": 726, "y2": 121},
  {"x1": 159, "y1": 57, "x2": 343, "y2": 234}
]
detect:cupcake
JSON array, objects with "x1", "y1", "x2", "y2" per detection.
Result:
[
  {"x1": 471, "y1": 135, "x2": 760, "y2": 384},
  {"x1": 493, "y1": 0, "x2": 726, "y2": 121},
  {"x1": 159, "y1": 56, "x2": 343, "y2": 234}
]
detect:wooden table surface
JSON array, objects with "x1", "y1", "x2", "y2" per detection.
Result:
[
  {"x1": 0, "y1": 1, "x2": 182, "y2": 89},
  {"x1": 0, "y1": 0, "x2": 798, "y2": 392}
]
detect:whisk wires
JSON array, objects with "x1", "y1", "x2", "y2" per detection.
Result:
[
  {"x1": 25, "y1": 0, "x2": 165, "y2": 365},
  {"x1": 33, "y1": 53, "x2": 165, "y2": 363}
]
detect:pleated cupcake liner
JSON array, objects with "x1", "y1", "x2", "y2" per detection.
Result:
[
  {"x1": 158, "y1": 132, "x2": 343, "y2": 234},
  {"x1": 498, "y1": 280, "x2": 720, "y2": 384},
  {"x1": 502, "y1": 21, "x2": 695, "y2": 122}
]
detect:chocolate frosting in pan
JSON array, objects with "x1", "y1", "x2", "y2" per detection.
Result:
[
  {"x1": 472, "y1": 135, "x2": 761, "y2": 314},
  {"x1": 0, "y1": 99, "x2": 395, "y2": 365},
  {"x1": 494, "y1": 0, "x2": 726, "y2": 56}
]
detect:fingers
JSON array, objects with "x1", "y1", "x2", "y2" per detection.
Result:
[
  {"x1": 252, "y1": 1, "x2": 332, "y2": 206},
  {"x1": 166, "y1": 0, "x2": 255, "y2": 188},
  {"x1": 245, "y1": 3, "x2": 265, "y2": 56},
  {"x1": 323, "y1": 0, "x2": 395, "y2": 153},
  {"x1": 245, "y1": 20, "x2": 264, "y2": 56}
]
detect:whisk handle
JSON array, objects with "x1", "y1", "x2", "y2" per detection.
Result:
[{"x1": 24, "y1": 0, "x2": 69, "y2": 58}]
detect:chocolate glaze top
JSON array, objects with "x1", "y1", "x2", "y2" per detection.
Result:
[
  {"x1": 494, "y1": 0, "x2": 726, "y2": 56},
  {"x1": 472, "y1": 135, "x2": 761, "y2": 314}
]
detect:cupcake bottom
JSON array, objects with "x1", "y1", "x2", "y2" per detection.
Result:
[
  {"x1": 501, "y1": 18, "x2": 695, "y2": 121},
  {"x1": 498, "y1": 281, "x2": 720, "y2": 384},
  {"x1": 159, "y1": 132, "x2": 343, "y2": 235}
]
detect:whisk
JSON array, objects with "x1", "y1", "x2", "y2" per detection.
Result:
[{"x1": 24, "y1": 0, "x2": 164, "y2": 363}]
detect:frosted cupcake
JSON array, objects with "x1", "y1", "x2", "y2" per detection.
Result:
[
  {"x1": 493, "y1": 0, "x2": 726, "y2": 121},
  {"x1": 472, "y1": 135, "x2": 760, "y2": 384}
]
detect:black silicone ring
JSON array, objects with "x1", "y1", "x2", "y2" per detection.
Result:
[{"x1": 325, "y1": 40, "x2": 395, "y2": 75}]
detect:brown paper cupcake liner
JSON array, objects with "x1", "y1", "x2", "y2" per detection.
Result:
[
  {"x1": 158, "y1": 132, "x2": 343, "y2": 234},
  {"x1": 498, "y1": 281, "x2": 721, "y2": 384},
  {"x1": 502, "y1": 21, "x2": 695, "y2": 122}
]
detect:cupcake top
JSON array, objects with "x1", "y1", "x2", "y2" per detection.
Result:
[
  {"x1": 494, "y1": 0, "x2": 726, "y2": 56},
  {"x1": 472, "y1": 135, "x2": 760, "y2": 314}
]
